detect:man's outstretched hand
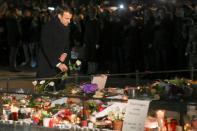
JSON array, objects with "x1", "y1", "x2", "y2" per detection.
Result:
[{"x1": 58, "y1": 63, "x2": 68, "y2": 72}]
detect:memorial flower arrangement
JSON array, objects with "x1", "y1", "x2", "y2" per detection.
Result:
[
  {"x1": 32, "y1": 109, "x2": 52, "y2": 125},
  {"x1": 107, "y1": 107, "x2": 125, "y2": 121},
  {"x1": 32, "y1": 60, "x2": 82, "y2": 93},
  {"x1": 80, "y1": 83, "x2": 98, "y2": 95},
  {"x1": 63, "y1": 83, "x2": 81, "y2": 95},
  {"x1": 86, "y1": 100, "x2": 99, "y2": 113},
  {"x1": 28, "y1": 96, "x2": 51, "y2": 109},
  {"x1": 149, "y1": 78, "x2": 192, "y2": 100},
  {"x1": 56, "y1": 109, "x2": 73, "y2": 121},
  {"x1": 32, "y1": 80, "x2": 55, "y2": 93},
  {"x1": 1, "y1": 95, "x2": 13, "y2": 104},
  {"x1": 107, "y1": 107, "x2": 126, "y2": 131}
]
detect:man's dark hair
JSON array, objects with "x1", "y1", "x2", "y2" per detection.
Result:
[{"x1": 55, "y1": 4, "x2": 73, "y2": 15}]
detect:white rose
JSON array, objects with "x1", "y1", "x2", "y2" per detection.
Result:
[
  {"x1": 76, "y1": 60, "x2": 82, "y2": 66},
  {"x1": 40, "y1": 80, "x2": 45, "y2": 84},
  {"x1": 49, "y1": 81, "x2": 55, "y2": 86},
  {"x1": 20, "y1": 99, "x2": 26, "y2": 104},
  {"x1": 32, "y1": 81, "x2": 38, "y2": 86}
]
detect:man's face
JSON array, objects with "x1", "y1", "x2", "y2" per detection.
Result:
[{"x1": 58, "y1": 11, "x2": 72, "y2": 27}]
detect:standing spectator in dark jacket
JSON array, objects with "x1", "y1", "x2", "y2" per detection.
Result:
[
  {"x1": 29, "y1": 11, "x2": 41, "y2": 68},
  {"x1": 186, "y1": 25, "x2": 197, "y2": 71},
  {"x1": 0, "y1": 12, "x2": 8, "y2": 66},
  {"x1": 37, "y1": 5, "x2": 72, "y2": 90},
  {"x1": 153, "y1": 8, "x2": 173, "y2": 70},
  {"x1": 84, "y1": 7, "x2": 100, "y2": 74},
  {"x1": 6, "y1": 7, "x2": 22, "y2": 72},
  {"x1": 109, "y1": 14, "x2": 124, "y2": 73},
  {"x1": 124, "y1": 18, "x2": 141, "y2": 72},
  {"x1": 20, "y1": 8, "x2": 33, "y2": 67},
  {"x1": 173, "y1": 7, "x2": 188, "y2": 69},
  {"x1": 141, "y1": 8, "x2": 155, "y2": 71}
]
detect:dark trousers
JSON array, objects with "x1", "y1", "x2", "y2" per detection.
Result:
[{"x1": 9, "y1": 46, "x2": 18, "y2": 69}]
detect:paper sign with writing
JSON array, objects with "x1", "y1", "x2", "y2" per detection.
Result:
[
  {"x1": 91, "y1": 74, "x2": 107, "y2": 90},
  {"x1": 122, "y1": 99, "x2": 150, "y2": 131}
]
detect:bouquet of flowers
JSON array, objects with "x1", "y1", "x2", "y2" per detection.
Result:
[
  {"x1": 61, "y1": 59, "x2": 82, "y2": 80},
  {"x1": 32, "y1": 80, "x2": 55, "y2": 93},
  {"x1": 150, "y1": 78, "x2": 192, "y2": 100},
  {"x1": 107, "y1": 107, "x2": 125, "y2": 122},
  {"x1": 32, "y1": 59, "x2": 82, "y2": 93}
]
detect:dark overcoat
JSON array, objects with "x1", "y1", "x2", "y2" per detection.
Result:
[{"x1": 37, "y1": 16, "x2": 70, "y2": 78}]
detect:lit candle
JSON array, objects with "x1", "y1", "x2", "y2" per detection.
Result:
[
  {"x1": 88, "y1": 122, "x2": 94, "y2": 129},
  {"x1": 156, "y1": 110, "x2": 165, "y2": 120},
  {"x1": 54, "y1": 117, "x2": 60, "y2": 124},
  {"x1": 105, "y1": 120, "x2": 112, "y2": 124},
  {"x1": 122, "y1": 95, "x2": 128, "y2": 100},
  {"x1": 43, "y1": 118, "x2": 51, "y2": 127}
]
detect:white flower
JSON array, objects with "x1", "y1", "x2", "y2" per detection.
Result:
[
  {"x1": 108, "y1": 107, "x2": 125, "y2": 121},
  {"x1": 17, "y1": 88, "x2": 24, "y2": 93},
  {"x1": 40, "y1": 80, "x2": 45, "y2": 84},
  {"x1": 76, "y1": 60, "x2": 82, "y2": 66},
  {"x1": 32, "y1": 81, "x2": 38, "y2": 86},
  {"x1": 20, "y1": 99, "x2": 26, "y2": 104},
  {"x1": 49, "y1": 81, "x2": 55, "y2": 86}
]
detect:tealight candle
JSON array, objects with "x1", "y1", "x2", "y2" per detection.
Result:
[
  {"x1": 43, "y1": 118, "x2": 51, "y2": 127},
  {"x1": 156, "y1": 110, "x2": 165, "y2": 120},
  {"x1": 122, "y1": 95, "x2": 128, "y2": 101},
  {"x1": 88, "y1": 122, "x2": 94, "y2": 129}
]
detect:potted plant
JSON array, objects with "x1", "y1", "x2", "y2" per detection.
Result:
[{"x1": 107, "y1": 107, "x2": 125, "y2": 131}]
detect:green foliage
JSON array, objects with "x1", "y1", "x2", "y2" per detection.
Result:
[
  {"x1": 86, "y1": 100, "x2": 98, "y2": 113},
  {"x1": 165, "y1": 77, "x2": 187, "y2": 87}
]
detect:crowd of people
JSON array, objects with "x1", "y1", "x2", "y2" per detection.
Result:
[{"x1": 0, "y1": 0, "x2": 197, "y2": 75}]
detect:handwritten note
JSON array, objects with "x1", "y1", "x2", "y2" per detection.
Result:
[
  {"x1": 122, "y1": 99, "x2": 150, "y2": 131},
  {"x1": 91, "y1": 74, "x2": 107, "y2": 90}
]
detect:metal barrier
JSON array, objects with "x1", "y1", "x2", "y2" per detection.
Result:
[{"x1": 0, "y1": 68, "x2": 197, "y2": 94}]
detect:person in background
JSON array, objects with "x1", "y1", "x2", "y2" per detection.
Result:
[
  {"x1": 173, "y1": 6, "x2": 188, "y2": 69},
  {"x1": 20, "y1": 8, "x2": 33, "y2": 67},
  {"x1": 186, "y1": 24, "x2": 197, "y2": 79},
  {"x1": 0, "y1": 8, "x2": 8, "y2": 66},
  {"x1": 36, "y1": 5, "x2": 72, "y2": 90},
  {"x1": 6, "y1": 6, "x2": 22, "y2": 72},
  {"x1": 83, "y1": 6, "x2": 100, "y2": 74}
]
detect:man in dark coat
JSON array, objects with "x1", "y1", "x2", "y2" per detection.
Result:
[
  {"x1": 37, "y1": 5, "x2": 72, "y2": 90},
  {"x1": 6, "y1": 7, "x2": 22, "y2": 72}
]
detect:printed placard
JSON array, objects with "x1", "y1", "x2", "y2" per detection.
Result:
[{"x1": 122, "y1": 99, "x2": 150, "y2": 131}]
